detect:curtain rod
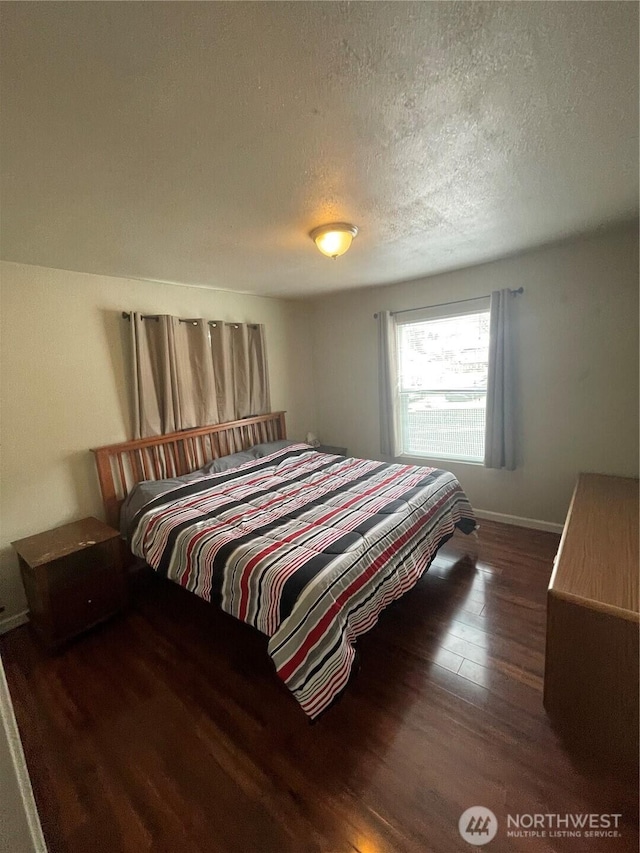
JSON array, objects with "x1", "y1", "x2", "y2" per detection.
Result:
[
  {"x1": 121, "y1": 312, "x2": 258, "y2": 329},
  {"x1": 373, "y1": 287, "x2": 524, "y2": 319}
]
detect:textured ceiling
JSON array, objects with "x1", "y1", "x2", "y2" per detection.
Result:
[{"x1": 1, "y1": 2, "x2": 638, "y2": 297}]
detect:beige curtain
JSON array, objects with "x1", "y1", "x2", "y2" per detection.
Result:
[
  {"x1": 248, "y1": 324, "x2": 271, "y2": 416},
  {"x1": 230, "y1": 324, "x2": 251, "y2": 418},
  {"x1": 484, "y1": 289, "x2": 516, "y2": 470},
  {"x1": 228, "y1": 323, "x2": 271, "y2": 418},
  {"x1": 210, "y1": 321, "x2": 236, "y2": 423},
  {"x1": 131, "y1": 313, "x2": 174, "y2": 438},
  {"x1": 210, "y1": 322, "x2": 270, "y2": 420},
  {"x1": 131, "y1": 314, "x2": 271, "y2": 437},
  {"x1": 377, "y1": 310, "x2": 402, "y2": 458},
  {"x1": 130, "y1": 314, "x2": 218, "y2": 438},
  {"x1": 175, "y1": 319, "x2": 219, "y2": 429}
]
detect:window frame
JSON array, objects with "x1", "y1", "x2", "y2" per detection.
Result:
[{"x1": 394, "y1": 298, "x2": 490, "y2": 465}]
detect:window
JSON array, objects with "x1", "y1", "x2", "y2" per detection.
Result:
[{"x1": 396, "y1": 304, "x2": 490, "y2": 463}]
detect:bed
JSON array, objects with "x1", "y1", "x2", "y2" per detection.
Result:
[{"x1": 92, "y1": 412, "x2": 476, "y2": 719}]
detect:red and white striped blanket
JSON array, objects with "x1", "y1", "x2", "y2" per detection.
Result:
[{"x1": 129, "y1": 444, "x2": 476, "y2": 718}]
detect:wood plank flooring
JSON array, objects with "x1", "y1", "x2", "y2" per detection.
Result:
[{"x1": 2, "y1": 520, "x2": 638, "y2": 852}]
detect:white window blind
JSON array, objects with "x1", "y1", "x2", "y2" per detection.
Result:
[{"x1": 396, "y1": 303, "x2": 490, "y2": 463}]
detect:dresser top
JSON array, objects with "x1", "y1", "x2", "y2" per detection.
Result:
[
  {"x1": 550, "y1": 474, "x2": 639, "y2": 618},
  {"x1": 11, "y1": 517, "x2": 119, "y2": 568}
]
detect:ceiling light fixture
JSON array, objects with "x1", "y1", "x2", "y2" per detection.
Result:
[{"x1": 310, "y1": 223, "x2": 358, "y2": 259}]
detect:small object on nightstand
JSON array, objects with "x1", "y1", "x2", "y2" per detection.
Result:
[
  {"x1": 316, "y1": 445, "x2": 348, "y2": 456},
  {"x1": 11, "y1": 517, "x2": 127, "y2": 651}
]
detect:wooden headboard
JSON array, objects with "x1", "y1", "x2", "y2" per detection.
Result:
[{"x1": 92, "y1": 411, "x2": 287, "y2": 528}]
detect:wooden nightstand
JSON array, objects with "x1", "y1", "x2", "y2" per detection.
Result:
[
  {"x1": 11, "y1": 517, "x2": 127, "y2": 651},
  {"x1": 316, "y1": 445, "x2": 348, "y2": 456}
]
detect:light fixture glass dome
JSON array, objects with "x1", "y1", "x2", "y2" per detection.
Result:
[{"x1": 310, "y1": 223, "x2": 358, "y2": 259}]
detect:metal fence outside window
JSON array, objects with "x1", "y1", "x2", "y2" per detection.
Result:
[{"x1": 400, "y1": 392, "x2": 486, "y2": 462}]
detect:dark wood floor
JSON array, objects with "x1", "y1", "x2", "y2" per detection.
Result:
[{"x1": 2, "y1": 521, "x2": 638, "y2": 853}]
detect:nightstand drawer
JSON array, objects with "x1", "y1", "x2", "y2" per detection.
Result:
[
  {"x1": 47, "y1": 544, "x2": 125, "y2": 641},
  {"x1": 53, "y1": 579, "x2": 123, "y2": 641},
  {"x1": 46, "y1": 540, "x2": 120, "y2": 596}
]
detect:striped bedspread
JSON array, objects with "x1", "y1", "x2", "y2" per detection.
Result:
[{"x1": 128, "y1": 444, "x2": 476, "y2": 718}]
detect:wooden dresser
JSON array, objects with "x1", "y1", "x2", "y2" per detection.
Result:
[{"x1": 544, "y1": 473, "x2": 639, "y2": 766}]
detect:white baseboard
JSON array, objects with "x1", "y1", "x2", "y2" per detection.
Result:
[
  {"x1": 474, "y1": 509, "x2": 563, "y2": 535},
  {"x1": 0, "y1": 611, "x2": 29, "y2": 636}
]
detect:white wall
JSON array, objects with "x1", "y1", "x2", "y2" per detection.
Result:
[
  {"x1": 0, "y1": 657, "x2": 46, "y2": 853},
  {"x1": 309, "y1": 224, "x2": 639, "y2": 526},
  {"x1": 0, "y1": 262, "x2": 317, "y2": 620}
]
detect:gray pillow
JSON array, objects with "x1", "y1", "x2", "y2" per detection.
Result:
[
  {"x1": 250, "y1": 440, "x2": 298, "y2": 458},
  {"x1": 120, "y1": 471, "x2": 208, "y2": 535},
  {"x1": 200, "y1": 450, "x2": 258, "y2": 474},
  {"x1": 121, "y1": 445, "x2": 294, "y2": 537},
  {"x1": 121, "y1": 452, "x2": 257, "y2": 535}
]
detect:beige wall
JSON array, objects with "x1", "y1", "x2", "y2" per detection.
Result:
[
  {"x1": 1, "y1": 225, "x2": 638, "y2": 618},
  {"x1": 0, "y1": 262, "x2": 317, "y2": 619},
  {"x1": 309, "y1": 224, "x2": 639, "y2": 526}
]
